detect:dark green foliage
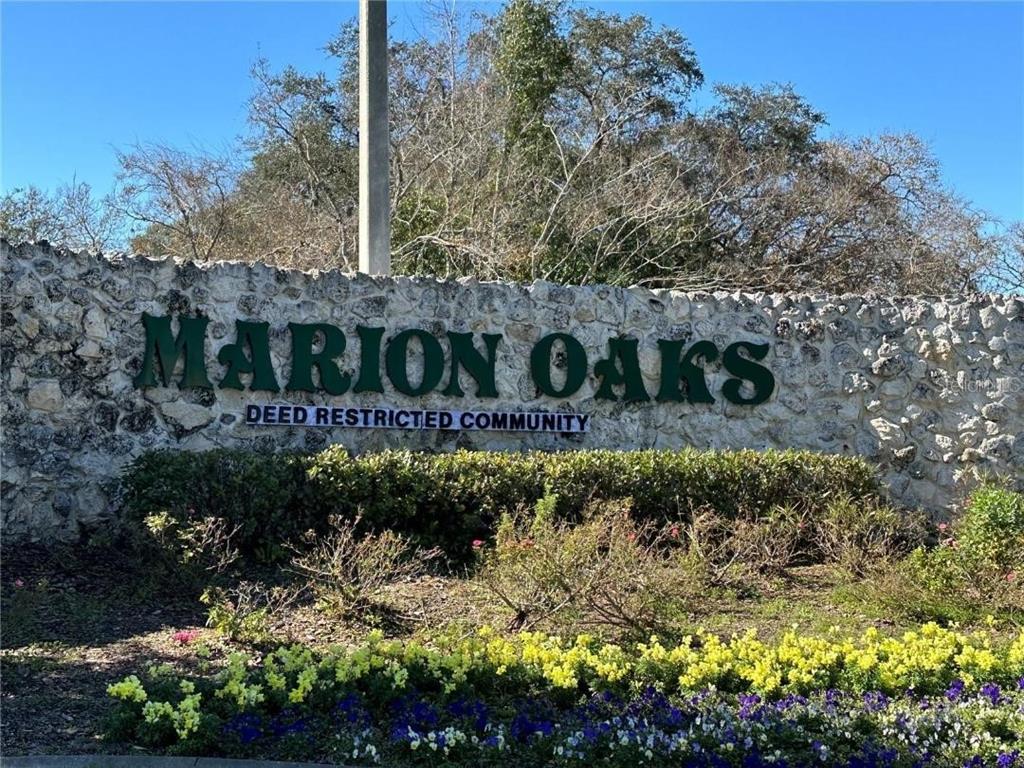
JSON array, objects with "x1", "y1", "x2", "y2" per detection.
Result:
[
  {"x1": 120, "y1": 449, "x2": 311, "y2": 565},
  {"x1": 121, "y1": 447, "x2": 880, "y2": 567},
  {"x1": 495, "y1": 0, "x2": 571, "y2": 145},
  {"x1": 709, "y1": 84, "x2": 825, "y2": 159}
]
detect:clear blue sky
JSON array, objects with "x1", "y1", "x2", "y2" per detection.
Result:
[{"x1": 2, "y1": 1, "x2": 1022, "y2": 223}]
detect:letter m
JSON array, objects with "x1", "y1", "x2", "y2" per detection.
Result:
[{"x1": 133, "y1": 312, "x2": 213, "y2": 388}]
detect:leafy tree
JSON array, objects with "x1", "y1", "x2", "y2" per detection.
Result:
[
  {"x1": 709, "y1": 84, "x2": 824, "y2": 159},
  {"x1": 4, "y1": 0, "x2": 1017, "y2": 295},
  {"x1": 495, "y1": 0, "x2": 570, "y2": 146}
]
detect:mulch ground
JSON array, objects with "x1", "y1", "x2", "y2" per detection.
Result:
[
  {"x1": 0, "y1": 546, "x2": 494, "y2": 755},
  {"x1": 1, "y1": 546, "x2": 204, "y2": 755}
]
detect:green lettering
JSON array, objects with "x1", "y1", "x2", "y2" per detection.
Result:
[
  {"x1": 657, "y1": 339, "x2": 718, "y2": 404},
  {"x1": 722, "y1": 341, "x2": 775, "y2": 405},
  {"x1": 133, "y1": 312, "x2": 212, "y2": 389},
  {"x1": 594, "y1": 337, "x2": 650, "y2": 402},
  {"x1": 353, "y1": 326, "x2": 385, "y2": 393},
  {"x1": 529, "y1": 333, "x2": 587, "y2": 398},
  {"x1": 287, "y1": 322, "x2": 350, "y2": 395},
  {"x1": 386, "y1": 329, "x2": 445, "y2": 396},
  {"x1": 217, "y1": 320, "x2": 280, "y2": 392},
  {"x1": 444, "y1": 332, "x2": 502, "y2": 397}
]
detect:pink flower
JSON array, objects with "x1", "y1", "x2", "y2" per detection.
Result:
[
  {"x1": 13, "y1": 578, "x2": 25, "y2": 588},
  {"x1": 172, "y1": 629, "x2": 201, "y2": 645},
  {"x1": 471, "y1": 539, "x2": 485, "y2": 549},
  {"x1": 1007, "y1": 571, "x2": 1017, "y2": 583},
  {"x1": 669, "y1": 526, "x2": 680, "y2": 539},
  {"x1": 938, "y1": 522, "x2": 948, "y2": 532}
]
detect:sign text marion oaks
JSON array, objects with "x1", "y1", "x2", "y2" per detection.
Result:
[{"x1": 132, "y1": 313, "x2": 777, "y2": 418}]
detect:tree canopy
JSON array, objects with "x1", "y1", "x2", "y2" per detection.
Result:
[{"x1": 2, "y1": 0, "x2": 1019, "y2": 294}]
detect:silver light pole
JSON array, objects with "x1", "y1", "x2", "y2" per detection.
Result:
[{"x1": 358, "y1": 0, "x2": 390, "y2": 275}]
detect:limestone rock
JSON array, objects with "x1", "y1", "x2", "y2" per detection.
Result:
[
  {"x1": 26, "y1": 380, "x2": 64, "y2": 413},
  {"x1": 159, "y1": 401, "x2": 215, "y2": 431}
]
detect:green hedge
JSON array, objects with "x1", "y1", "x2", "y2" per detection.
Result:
[{"x1": 120, "y1": 446, "x2": 880, "y2": 564}]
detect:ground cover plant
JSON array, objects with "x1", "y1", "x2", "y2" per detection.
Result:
[{"x1": 3, "y1": 451, "x2": 1022, "y2": 764}]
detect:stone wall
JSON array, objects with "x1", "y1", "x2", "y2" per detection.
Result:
[{"x1": 2, "y1": 241, "x2": 1022, "y2": 541}]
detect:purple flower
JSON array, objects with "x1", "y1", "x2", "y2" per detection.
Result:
[
  {"x1": 447, "y1": 697, "x2": 490, "y2": 732},
  {"x1": 863, "y1": 691, "x2": 890, "y2": 712},
  {"x1": 945, "y1": 679, "x2": 966, "y2": 701},
  {"x1": 979, "y1": 682, "x2": 1002, "y2": 704},
  {"x1": 223, "y1": 713, "x2": 263, "y2": 745},
  {"x1": 268, "y1": 708, "x2": 308, "y2": 738},
  {"x1": 738, "y1": 693, "x2": 762, "y2": 719},
  {"x1": 334, "y1": 692, "x2": 371, "y2": 728}
]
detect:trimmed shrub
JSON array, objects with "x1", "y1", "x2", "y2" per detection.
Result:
[
  {"x1": 121, "y1": 446, "x2": 880, "y2": 565},
  {"x1": 121, "y1": 449, "x2": 311, "y2": 565},
  {"x1": 305, "y1": 447, "x2": 880, "y2": 560}
]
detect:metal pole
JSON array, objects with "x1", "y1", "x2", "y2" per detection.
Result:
[{"x1": 358, "y1": 0, "x2": 390, "y2": 275}]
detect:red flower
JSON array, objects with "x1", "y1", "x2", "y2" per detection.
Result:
[{"x1": 172, "y1": 629, "x2": 201, "y2": 645}]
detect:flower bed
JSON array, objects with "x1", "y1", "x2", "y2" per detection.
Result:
[{"x1": 107, "y1": 624, "x2": 1024, "y2": 766}]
